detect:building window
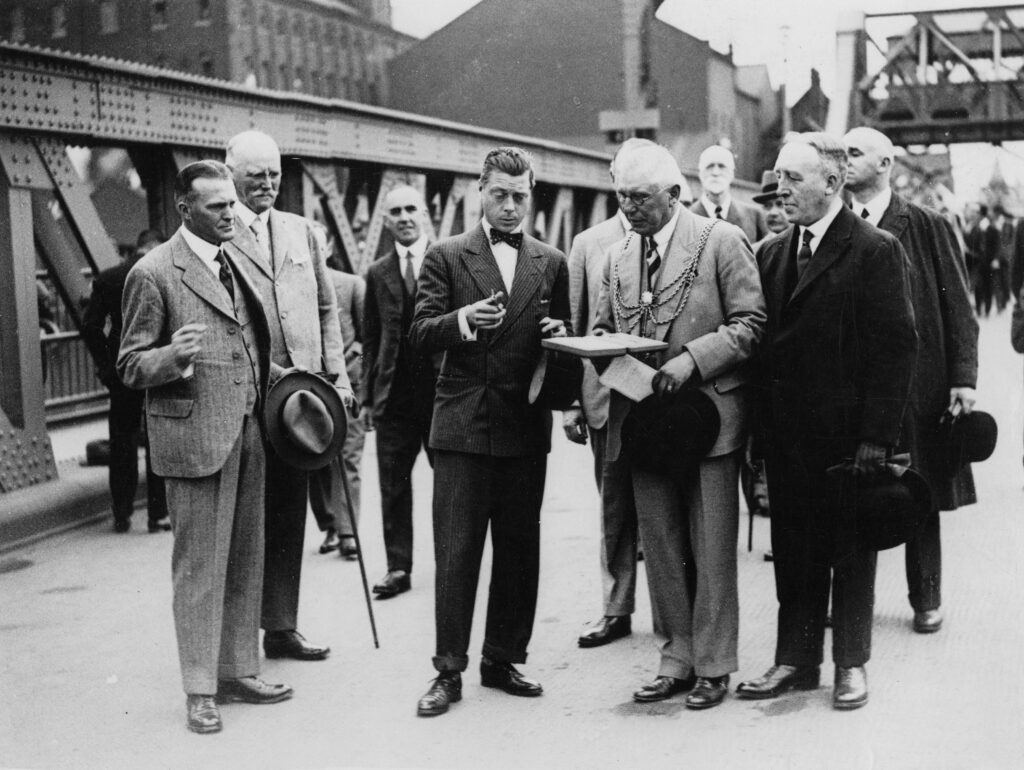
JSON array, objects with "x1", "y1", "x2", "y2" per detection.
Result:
[
  {"x1": 260, "y1": 60, "x2": 271, "y2": 88},
  {"x1": 51, "y1": 4, "x2": 67, "y2": 38},
  {"x1": 154, "y1": 53, "x2": 167, "y2": 68},
  {"x1": 197, "y1": 0, "x2": 211, "y2": 25},
  {"x1": 151, "y1": 0, "x2": 167, "y2": 29},
  {"x1": 99, "y1": 0, "x2": 120, "y2": 34},
  {"x1": 200, "y1": 54, "x2": 214, "y2": 77},
  {"x1": 278, "y1": 63, "x2": 289, "y2": 89},
  {"x1": 325, "y1": 73, "x2": 337, "y2": 98},
  {"x1": 8, "y1": 6, "x2": 26, "y2": 42}
]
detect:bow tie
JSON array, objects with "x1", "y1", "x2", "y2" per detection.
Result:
[{"x1": 489, "y1": 229, "x2": 523, "y2": 249}]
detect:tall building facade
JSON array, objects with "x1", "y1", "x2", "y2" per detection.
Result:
[{"x1": 0, "y1": 0, "x2": 413, "y2": 104}]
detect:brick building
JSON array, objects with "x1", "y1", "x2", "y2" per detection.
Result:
[{"x1": 0, "y1": 0, "x2": 413, "y2": 104}]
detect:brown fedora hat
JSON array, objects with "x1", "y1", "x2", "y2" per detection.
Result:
[
  {"x1": 752, "y1": 170, "x2": 780, "y2": 204},
  {"x1": 264, "y1": 368, "x2": 348, "y2": 471},
  {"x1": 620, "y1": 387, "x2": 720, "y2": 475}
]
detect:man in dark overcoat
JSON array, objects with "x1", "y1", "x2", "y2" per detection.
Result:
[
  {"x1": 409, "y1": 146, "x2": 571, "y2": 717},
  {"x1": 844, "y1": 126, "x2": 979, "y2": 635},
  {"x1": 737, "y1": 132, "x2": 918, "y2": 711}
]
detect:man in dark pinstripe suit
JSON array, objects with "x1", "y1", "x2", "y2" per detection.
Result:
[{"x1": 410, "y1": 147, "x2": 572, "y2": 717}]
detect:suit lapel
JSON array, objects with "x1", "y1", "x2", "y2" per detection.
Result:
[
  {"x1": 174, "y1": 237, "x2": 236, "y2": 320},
  {"x1": 610, "y1": 231, "x2": 642, "y2": 333},
  {"x1": 459, "y1": 224, "x2": 507, "y2": 300},
  {"x1": 765, "y1": 226, "x2": 798, "y2": 308},
  {"x1": 227, "y1": 215, "x2": 273, "y2": 279},
  {"x1": 382, "y1": 250, "x2": 405, "y2": 306},
  {"x1": 651, "y1": 211, "x2": 703, "y2": 342},
  {"x1": 268, "y1": 210, "x2": 290, "y2": 278},
  {"x1": 491, "y1": 236, "x2": 545, "y2": 344},
  {"x1": 790, "y1": 206, "x2": 854, "y2": 303},
  {"x1": 877, "y1": 194, "x2": 910, "y2": 241}
]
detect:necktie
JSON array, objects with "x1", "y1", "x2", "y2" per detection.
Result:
[
  {"x1": 645, "y1": 237, "x2": 661, "y2": 290},
  {"x1": 250, "y1": 217, "x2": 271, "y2": 264},
  {"x1": 403, "y1": 253, "x2": 417, "y2": 297},
  {"x1": 860, "y1": 207, "x2": 870, "y2": 220},
  {"x1": 796, "y1": 228, "x2": 814, "y2": 277},
  {"x1": 489, "y1": 229, "x2": 523, "y2": 249},
  {"x1": 714, "y1": 205, "x2": 724, "y2": 220},
  {"x1": 214, "y1": 249, "x2": 235, "y2": 304}
]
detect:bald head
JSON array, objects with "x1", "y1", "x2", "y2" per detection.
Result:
[
  {"x1": 843, "y1": 126, "x2": 895, "y2": 201},
  {"x1": 225, "y1": 130, "x2": 282, "y2": 214},
  {"x1": 383, "y1": 184, "x2": 427, "y2": 247},
  {"x1": 698, "y1": 145, "x2": 735, "y2": 198}
]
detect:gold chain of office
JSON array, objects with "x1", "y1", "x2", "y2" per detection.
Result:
[{"x1": 612, "y1": 221, "x2": 717, "y2": 334}]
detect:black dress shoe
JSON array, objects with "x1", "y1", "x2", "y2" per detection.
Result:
[
  {"x1": 186, "y1": 694, "x2": 221, "y2": 734},
  {"x1": 736, "y1": 664, "x2": 820, "y2": 700},
  {"x1": 913, "y1": 609, "x2": 943, "y2": 634},
  {"x1": 263, "y1": 630, "x2": 330, "y2": 661},
  {"x1": 112, "y1": 518, "x2": 130, "y2": 533},
  {"x1": 685, "y1": 675, "x2": 730, "y2": 710},
  {"x1": 216, "y1": 676, "x2": 293, "y2": 704},
  {"x1": 318, "y1": 529, "x2": 340, "y2": 554},
  {"x1": 417, "y1": 672, "x2": 462, "y2": 717},
  {"x1": 633, "y1": 675, "x2": 696, "y2": 703},
  {"x1": 480, "y1": 658, "x2": 543, "y2": 697},
  {"x1": 148, "y1": 518, "x2": 171, "y2": 533},
  {"x1": 833, "y1": 666, "x2": 868, "y2": 710},
  {"x1": 338, "y1": 536, "x2": 358, "y2": 560},
  {"x1": 372, "y1": 570, "x2": 411, "y2": 598},
  {"x1": 578, "y1": 615, "x2": 631, "y2": 648}
]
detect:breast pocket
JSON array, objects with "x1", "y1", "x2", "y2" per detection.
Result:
[{"x1": 148, "y1": 398, "x2": 194, "y2": 418}]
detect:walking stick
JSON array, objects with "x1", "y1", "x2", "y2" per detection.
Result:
[{"x1": 338, "y1": 457, "x2": 380, "y2": 649}]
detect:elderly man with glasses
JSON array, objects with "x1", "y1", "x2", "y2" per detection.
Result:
[{"x1": 594, "y1": 143, "x2": 766, "y2": 709}]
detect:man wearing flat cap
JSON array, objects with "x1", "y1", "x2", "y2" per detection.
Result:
[{"x1": 595, "y1": 142, "x2": 766, "y2": 709}]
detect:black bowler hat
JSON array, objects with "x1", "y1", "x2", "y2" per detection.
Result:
[
  {"x1": 851, "y1": 466, "x2": 933, "y2": 552},
  {"x1": 752, "y1": 170, "x2": 780, "y2": 204},
  {"x1": 264, "y1": 368, "x2": 347, "y2": 471},
  {"x1": 937, "y1": 410, "x2": 998, "y2": 477},
  {"x1": 620, "y1": 388, "x2": 720, "y2": 476},
  {"x1": 529, "y1": 349, "x2": 583, "y2": 411}
]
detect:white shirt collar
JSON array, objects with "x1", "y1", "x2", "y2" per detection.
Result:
[
  {"x1": 855, "y1": 187, "x2": 892, "y2": 227},
  {"x1": 701, "y1": 193, "x2": 731, "y2": 219},
  {"x1": 395, "y1": 234, "x2": 429, "y2": 261},
  {"x1": 235, "y1": 201, "x2": 270, "y2": 228},
  {"x1": 801, "y1": 197, "x2": 845, "y2": 254},
  {"x1": 179, "y1": 225, "x2": 223, "y2": 275},
  {"x1": 649, "y1": 205, "x2": 681, "y2": 255}
]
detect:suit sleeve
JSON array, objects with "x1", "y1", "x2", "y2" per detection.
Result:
[
  {"x1": 682, "y1": 226, "x2": 766, "y2": 380},
  {"x1": 593, "y1": 250, "x2": 616, "y2": 334},
  {"x1": 361, "y1": 269, "x2": 380, "y2": 409},
  {"x1": 857, "y1": 237, "x2": 918, "y2": 446},
  {"x1": 410, "y1": 243, "x2": 468, "y2": 353},
  {"x1": 116, "y1": 264, "x2": 189, "y2": 390},
  {"x1": 931, "y1": 214, "x2": 978, "y2": 388},
  {"x1": 309, "y1": 224, "x2": 350, "y2": 390},
  {"x1": 551, "y1": 252, "x2": 573, "y2": 336},
  {"x1": 567, "y1": 234, "x2": 588, "y2": 339}
]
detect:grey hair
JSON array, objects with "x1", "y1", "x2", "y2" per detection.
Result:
[
  {"x1": 785, "y1": 131, "x2": 848, "y2": 186},
  {"x1": 614, "y1": 143, "x2": 684, "y2": 190},
  {"x1": 224, "y1": 130, "x2": 280, "y2": 168}
]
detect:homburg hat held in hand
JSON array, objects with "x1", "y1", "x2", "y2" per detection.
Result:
[
  {"x1": 620, "y1": 387, "x2": 720, "y2": 475},
  {"x1": 264, "y1": 368, "x2": 348, "y2": 471},
  {"x1": 936, "y1": 409, "x2": 997, "y2": 477}
]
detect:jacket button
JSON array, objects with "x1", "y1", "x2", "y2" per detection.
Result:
[
  {"x1": 227, "y1": 327, "x2": 237, "y2": 335},
  {"x1": 233, "y1": 351, "x2": 241, "y2": 360},
  {"x1": 234, "y1": 377, "x2": 242, "y2": 384},
  {"x1": 280, "y1": 311, "x2": 288, "y2": 319}
]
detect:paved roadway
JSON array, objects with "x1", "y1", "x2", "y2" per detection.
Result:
[{"x1": 1, "y1": 313, "x2": 1023, "y2": 770}]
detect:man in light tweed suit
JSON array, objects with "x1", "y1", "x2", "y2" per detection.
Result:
[
  {"x1": 118, "y1": 161, "x2": 290, "y2": 734},
  {"x1": 410, "y1": 147, "x2": 572, "y2": 717}
]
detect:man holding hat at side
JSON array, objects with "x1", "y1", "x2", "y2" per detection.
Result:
[
  {"x1": 844, "y1": 126, "x2": 979, "y2": 634},
  {"x1": 595, "y1": 142, "x2": 766, "y2": 709},
  {"x1": 118, "y1": 161, "x2": 289, "y2": 734}
]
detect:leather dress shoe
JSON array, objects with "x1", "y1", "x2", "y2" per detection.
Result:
[
  {"x1": 112, "y1": 518, "x2": 130, "y2": 533},
  {"x1": 186, "y1": 694, "x2": 221, "y2": 734},
  {"x1": 338, "y1": 536, "x2": 358, "y2": 560},
  {"x1": 372, "y1": 570, "x2": 411, "y2": 598},
  {"x1": 913, "y1": 608, "x2": 943, "y2": 634},
  {"x1": 685, "y1": 675, "x2": 730, "y2": 710},
  {"x1": 263, "y1": 630, "x2": 330, "y2": 661},
  {"x1": 148, "y1": 517, "x2": 171, "y2": 533},
  {"x1": 480, "y1": 658, "x2": 543, "y2": 697},
  {"x1": 318, "y1": 529, "x2": 340, "y2": 554},
  {"x1": 578, "y1": 615, "x2": 631, "y2": 648},
  {"x1": 216, "y1": 676, "x2": 293, "y2": 704},
  {"x1": 417, "y1": 672, "x2": 462, "y2": 717},
  {"x1": 833, "y1": 665, "x2": 868, "y2": 710},
  {"x1": 736, "y1": 664, "x2": 820, "y2": 700},
  {"x1": 632, "y1": 674, "x2": 696, "y2": 703}
]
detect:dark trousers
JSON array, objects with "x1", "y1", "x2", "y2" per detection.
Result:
[
  {"x1": 375, "y1": 416, "x2": 432, "y2": 573},
  {"x1": 974, "y1": 269, "x2": 993, "y2": 316},
  {"x1": 767, "y1": 451, "x2": 877, "y2": 668},
  {"x1": 109, "y1": 381, "x2": 166, "y2": 524},
  {"x1": 261, "y1": 450, "x2": 309, "y2": 632},
  {"x1": 905, "y1": 510, "x2": 941, "y2": 612},
  {"x1": 431, "y1": 450, "x2": 546, "y2": 673}
]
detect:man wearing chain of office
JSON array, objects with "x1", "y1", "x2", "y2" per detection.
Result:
[{"x1": 594, "y1": 142, "x2": 765, "y2": 708}]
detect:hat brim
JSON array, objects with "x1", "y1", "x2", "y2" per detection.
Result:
[
  {"x1": 621, "y1": 388, "x2": 721, "y2": 475},
  {"x1": 264, "y1": 369, "x2": 348, "y2": 471},
  {"x1": 939, "y1": 410, "x2": 997, "y2": 476},
  {"x1": 853, "y1": 467, "x2": 933, "y2": 551},
  {"x1": 752, "y1": 191, "x2": 780, "y2": 204}
]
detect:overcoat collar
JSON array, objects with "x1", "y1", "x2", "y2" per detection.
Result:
[
  {"x1": 785, "y1": 203, "x2": 857, "y2": 303},
  {"x1": 877, "y1": 192, "x2": 911, "y2": 241}
]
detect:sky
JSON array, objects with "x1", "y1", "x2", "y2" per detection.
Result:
[{"x1": 389, "y1": 0, "x2": 1024, "y2": 203}]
